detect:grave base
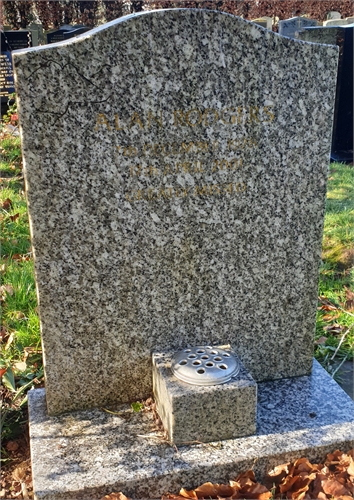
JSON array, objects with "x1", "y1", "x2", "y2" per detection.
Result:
[{"x1": 28, "y1": 360, "x2": 354, "y2": 500}]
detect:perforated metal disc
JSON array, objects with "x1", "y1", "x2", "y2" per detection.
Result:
[{"x1": 172, "y1": 346, "x2": 240, "y2": 386}]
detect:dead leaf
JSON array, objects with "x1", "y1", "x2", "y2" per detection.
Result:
[
  {"x1": 0, "y1": 367, "x2": 7, "y2": 377},
  {"x1": 322, "y1": 478, "x2": 350, "y2": 496},
  {"x1": 5, "y1": 332, "x2": 14, "y2": 350},
  {"x1": 178, "y1": 488, "x2": 197, "y2": 499},
  {"x1": 14, "y1": 361, "x2": 27, "y2": 372},
  {"x1": 6, "y1": 441, "x2": 19, "y2": 452},
  {"x1": 322, "y1": 313, "x2": 340, "y2": 322},
  {"x1": 323, "y1": 323, "x2": 344, "y2": 334},
  {"x1": 9, "y1": 213, "x2": 19, "y2": 222},
  {"x1": 343, "y1": 286, "x2": 354, "y2": 312},
  {"x1": 315, "y1": 336, "x2": 327, "y2": 345},
  {"x1": 347, "y1": 457, "x2": 354, "y2": 476},
  {"x1": 0, "y1": 284, "x2": 14, "y2": 297},
  {"x1": 1, "y1": 198, "x2": 12, "y2": 210},
  {"x1": 0, "y1": 326, "x2": 9, "y2": 342},
  {"x1": 195, "y1": 481, "x2": 235, "y2": 498},
  {"x1": 13, "y1": 311, "x2": 26, "y2": 320}
]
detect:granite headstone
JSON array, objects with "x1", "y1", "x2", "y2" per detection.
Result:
[
  {"x1": 279, "y1": 16, "x2": 318, "y2": 38},
  {"x1": 13, "y1": 9, "x2": 338, "y2": 415},
  {"x1": 297, "y1": 25, "x2": 353, "y2": 162}
]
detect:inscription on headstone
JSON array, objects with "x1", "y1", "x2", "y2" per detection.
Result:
[
  {"x1": 279, "y1": 16, "x2": 318, "y2": 38},
  {"x1": 13, "y1": 10, "x2": 338, "y2": 415},
  {"x1": 0, "y1": 51, "x2": 15, "y2": 101}
]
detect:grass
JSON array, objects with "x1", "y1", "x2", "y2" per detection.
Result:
[
  {"x1": 0, "y1": 129, "x2": 42, "y2": 448},
  {"x1": 314, "y1": 162, "x2": 354, "y2": 374},
  {"x1": 0, "y1": 126, "x2": 353, "y2": 445}
]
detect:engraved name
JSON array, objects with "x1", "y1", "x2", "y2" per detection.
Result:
[{"x1": 95, "y1": 105, "x2": 275, "y2": 131}]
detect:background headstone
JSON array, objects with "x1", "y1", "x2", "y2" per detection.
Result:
[
  {"x1": 13, "y1": 10, "x2": 338, "y2": 415},
  {"x1": 1, "y1": 30, "x2": 31, "y2": 103},
  {"x1": 251, "y1": 17, "x2": 272, "y2": 30},
  {"x1": 323, "y1": 18, "x2": 353, "y2": 27},
  {"x1": 2, "y1": 29, "x2": 32, "y2": 50},
  {"x1": 0, "y1": 50, "x2": 14, "y2": 102},
  {"x1": 46, "y1": 24, "x2": 90, "y2": 44},
  {"x1": 27, "y1": 23, "x2": 44, "y2": 46},
  {"x1": 297, "y1": 25, "x2": 353, "y2": 163},
  {"x1": 327, "y1": 11, "x2": 341, "y2": 20},
  {"x1": 279, "y1": 16, "x2": 318, "y2": 38}
]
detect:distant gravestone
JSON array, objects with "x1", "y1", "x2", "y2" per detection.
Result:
[
  {"x1": 46, "y1": 24, "x2": 90, "y2": 44},
  {"x1": 327, "y1": 11, "x2": 341, "y2": 20},
  {"x1": 0, "y1": 51, "x2": 15, "y2": 102},
  {"x1": 323, "y1": 18, "x2": 353, "y2": 27},
  {"x1": 1, "y1": 30, "x2": 31, "y2": 103},
  {"x1": 297, "y1": 25, "x2": 353, "y2": 162},
  {"x1": 3, "y1": 29, "x2": 32, "y2": 50},
  {"x1": 27, "y1": 23, "x2": 44, "y2": 46},
  {"x1": 251, "y1": 17, "x2": 272, "y2": 30},
  {"x1": 279, "y1": 16, "x2": 317, "y2": 38},
  {"x1": 13, "y1": 10, "x2": 338, "y2": 415}
]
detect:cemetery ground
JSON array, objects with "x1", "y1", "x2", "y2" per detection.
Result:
[{"x1": 0, "y1": 125, "x2": 353, "y2": 498}]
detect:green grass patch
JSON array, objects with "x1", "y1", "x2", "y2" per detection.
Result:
[
  {"x1": 1, "y1": 131, "x2": 42, "y2": 443},
  {"x1": 315, "y1": 162, "x2": 354, "y2": 373}
]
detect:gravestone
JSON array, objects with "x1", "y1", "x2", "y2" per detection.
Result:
[
  {"x1": 297, "y1": 25, "x2": 353, "y2": 163},
  {"x1": 12, "y1": 10, "x2": 354, "y2": 499},
  {"x1": 27, "y1": 23, "x2": 44, "y2": 46},
  {"x1": 0, "y1": 50, "x2": 14, "y2": 102},
  {"x1": 46, "y1": 24, "x2": 90, "y2": 44},
  {"x1": 251, "y1": 17, "x2": 272, "y2": 30},
  {"x1": 1, "y1": 30, "x2": 31, "y2": 103},
  {"x1": 13, "y1": 8, "x2": 338, "y2": 416},
  {"x1": 2, "y1": 29, "x2": 32, "y2": 50},
  {"x1": 327, "y1": 11, "x2": 341, "y2": 20},
  {"x1": 278, "y1": 16, "x2": 317, "y2": 38},
  {"x1": 323, "y1": 18, "x2": 353, "y2": 26}
]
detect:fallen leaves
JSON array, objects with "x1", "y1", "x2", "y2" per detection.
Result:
[
  {"x1": 265, "y1": 450, "x2": 354, "y2": 499},
  {"x1": 1, "y1": 198, "x2": 13, "y2": 210},
  {"x1": 102, "y1": 450, "x2": 354, "y2": 500},
  {"x1": 344, "y1": 287, "x2": 354, "y2": 312},
  {"x1": 0, "y1": 284, "x2": 14, "y2": 302}
]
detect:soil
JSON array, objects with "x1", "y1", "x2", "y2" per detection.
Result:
[{"x1": 0, "y1": 418, "x2": 33, "y2": 499}]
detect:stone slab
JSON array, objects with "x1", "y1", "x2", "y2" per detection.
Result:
[
  {"x1": 278, "y1": 16, "x2": 317, "y2": 38},
  {"x1": 152, "y1": 348, "x2": 257, "y2": 443},
  {"x1": 28, "y1": 360, "x2": 354, "y2": 500},
  {"x1": 13, "y1": 10, "x2": 338, "y2": 414}
]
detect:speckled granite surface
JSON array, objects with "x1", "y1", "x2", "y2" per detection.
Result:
[
  {"x1": 13, "y1": 9, "x2": 338, "y2": 414},
  {"x1": 152, "y1": 349, "x2": 257, "y2": 443},
  {"x1": 28, "y1": 360, "x2": 354, "y2": 500}
]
